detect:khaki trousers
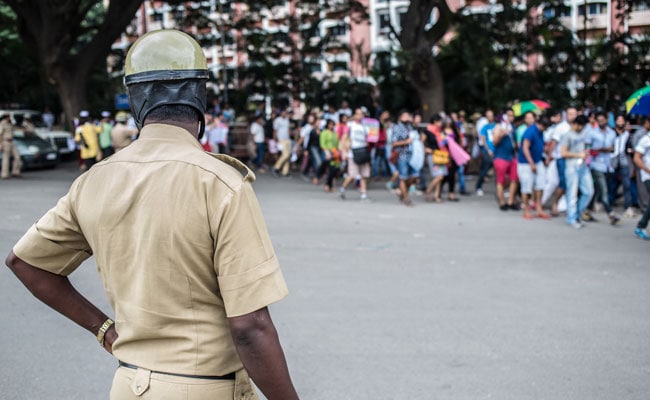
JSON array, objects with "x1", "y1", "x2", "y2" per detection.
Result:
[
  {"x1": 273, "y1": 139, "x2": 292, "y2": 176},
  {"x1": 1, "y1": 140, "x2": 21, "y2": 178},
  {"x1": 110, "y1": 366, "x2": 259, "y2": 400}
]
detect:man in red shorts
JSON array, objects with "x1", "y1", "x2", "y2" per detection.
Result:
[{"x1": 492, "y1": 110, "x2": 519, "y2": 211}]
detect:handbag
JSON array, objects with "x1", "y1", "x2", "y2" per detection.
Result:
[
  {"x1": 352, "y1": 146, "x2": 371, "y2": 164},
  {"x1": 389, "y1": 149, "x2": 399, "y2": 165},
  {"x1": 432, "y1": 149, "x2": 449, "y2": 165}
]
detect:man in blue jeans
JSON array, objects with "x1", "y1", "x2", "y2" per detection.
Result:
[
  {"x1": 561, "y1": 115, "x2": 594, "y2": 229},
  {"x1": 475, "y1": 110, "x2": 495, "y2": 196},
  {"x1": 633, "y1": 129, "x2": 650, "y2": 240},
  {"x1": 608, "y1": 114, "x2": 633, "y2": 216},
  {"x1": 584, "y1": 112, "x2": 621, "y2": 225}
]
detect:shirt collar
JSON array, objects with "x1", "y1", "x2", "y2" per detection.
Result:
[{"x1": 137, "y1": 123, "x2": 203, "y2": 150}]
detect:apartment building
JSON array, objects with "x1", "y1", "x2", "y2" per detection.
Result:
[{"x1": 112, "y1": 1, "x2": 648, "y2": 93}]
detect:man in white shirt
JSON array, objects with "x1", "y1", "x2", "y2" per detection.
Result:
[
  {"x1": 633, "y1": 128, "x2": 650, "y2": 240},
  {"x1": 339, "y1": 108, "x2": 370, "y2": 201},
  {"x1": 542, "y1": 107, "x2": 577, "y2": 214},
  {"x1": 272, "y1": 109, "x2": 292, "y2": 177},
  {"x1": 250, "y1": 114, "x2": 266, "y2": 171}
]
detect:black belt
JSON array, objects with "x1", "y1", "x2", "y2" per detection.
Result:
[{"x1": 119, "y1": 361, "x2": 236, "y2": 380}]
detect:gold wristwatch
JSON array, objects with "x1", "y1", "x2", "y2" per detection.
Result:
[{"x1": 96, "y1": 318, "x2": 114, "y2": 346}]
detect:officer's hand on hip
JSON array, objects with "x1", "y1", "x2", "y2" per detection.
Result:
[{"x1": 102, "y1": 325, "x2": 118, "y2": 355}]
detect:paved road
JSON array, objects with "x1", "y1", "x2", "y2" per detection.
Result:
[{"x1": 1, "y1": 162, "x2": 649, "y2": 399}]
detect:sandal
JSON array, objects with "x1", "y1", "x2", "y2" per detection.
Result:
[
  {"x1": 536, "y1": 212, "x2": 552, "y2": 220},
  {"x1": 402, "y1": 198, "x2": 414, "y2": 207}
]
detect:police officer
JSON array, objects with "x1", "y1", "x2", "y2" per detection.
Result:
[
  {"x1": 0, "y1": 113, "x2": 21, "y2": 179},
  {"x1": 110, "y1": 112, "x2": 137, "y2": 152},
  {"x1": 6, "y1": 30, "x2": 299, "y2": 400}
]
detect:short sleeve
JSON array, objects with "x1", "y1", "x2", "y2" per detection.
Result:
[
  {"x1": 560, "y1": 133, "x2": 570, "y2": 149},
  {"x1": 13, "y1": 184, "x2": 92, "y2": 276},
  {"x1": 213, "y1": 182, "x2": 288, "y2": 317},
  {"x1": 635, "y1": 136, "x2": 650, "y2": 155}
]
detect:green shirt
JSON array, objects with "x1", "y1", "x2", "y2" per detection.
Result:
[
  {"x1": 320, "y1": 129, "x2": 338, "y2": 151},
  {"x1": 99, "y1": 122, "x2": 113, "y2": 148},
  {"x1": 320, "y1": 129, "x2": 340, "y2": 166}
]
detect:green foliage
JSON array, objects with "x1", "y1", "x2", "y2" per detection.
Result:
[
  {"x1": 0, "y1": 5, "x2": 59, "y2": 112},
  {"x1": 371, "y1": 51, "x2": 421, "y2": 115},
  {"x1": 437, "y1": 0, "x2": 649, "y2": 113}
]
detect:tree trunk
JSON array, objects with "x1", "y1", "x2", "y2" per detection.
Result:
[
  {"x1": 53, "y1": 67, "x2": 89, "y2": 131},
  {"x1": 407, "y1": 49, "x2": 445, "y2": 121}
]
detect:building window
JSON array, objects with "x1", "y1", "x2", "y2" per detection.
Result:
[
  {"x1": 330, "y1": 61, "x2": 348, "y2": 72},
  {"x1": 378, "y1": 11, "x2": 391, "y2": 34},
  {"x1": 631, "y1": 1, "x2": 650, "y2": 11},
  {"x1": 307, "y1": 63, "x2": 322, "y2": 74},
  {"x1": 588, "y1": 3, "x2": 606, "y2": 15},
  {"x1": 327, "y1": 25, "x2": 347, "y2": 37},
  {"x1": 398, "y1": 7, "x2": 408, "y2": 30}
]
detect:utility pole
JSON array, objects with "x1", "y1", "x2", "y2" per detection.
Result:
[
  {"x1": 210, "y1": 0, "x2": 229, "y2": 105},
  {"x1": 218, "y1": 0, "x2": 229, "y2": 105}
]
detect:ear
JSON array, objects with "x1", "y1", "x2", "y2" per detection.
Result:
[{"x1": 198, "y1": 118, "x2": 205, "y2": 140}]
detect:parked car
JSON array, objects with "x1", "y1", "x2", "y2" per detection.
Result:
[
  {"x1": 0, "y1": 109, "x2": 75, "y2": 156},
  {"x1": 0, "y1": 130, "x2": 60, "y2": 170}
]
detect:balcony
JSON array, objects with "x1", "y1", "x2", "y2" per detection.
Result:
[{"x1": 630, "y1": 9, "x2": 650, "y2": 28}]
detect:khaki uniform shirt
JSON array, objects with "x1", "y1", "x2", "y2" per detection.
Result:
[
  {"x1": 14, "y1": 123, "x2": 289, "y2": 376},
  {"x1": 0, "y1": 119, "x2": 13, "y2": 141},
  {"x1": 111, "y1": 123, "x2": 136, "y2": 151}
]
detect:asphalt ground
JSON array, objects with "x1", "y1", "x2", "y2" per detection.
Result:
[{"x1": 1, "y1": 161, "x2": 649, "y2": 400}]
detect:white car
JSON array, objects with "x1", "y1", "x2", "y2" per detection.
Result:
[{"x1": 1, "y1": 109, "x2": 75, "y2": 155}]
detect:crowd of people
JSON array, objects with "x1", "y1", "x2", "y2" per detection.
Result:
[
  {"x1": 14, "y1": 100, "x2": 650, "y2": 242},
  {"x1": 243, "y1": 101, "x2": 650, "y2": 241}
]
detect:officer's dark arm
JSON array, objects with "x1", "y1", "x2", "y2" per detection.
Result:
[
  {"x1": 5, "y1": 251, "x2": 118, "y2": 353},
  {"x1": 228, "y1": 307, "x2": 299, "y2": 400}
]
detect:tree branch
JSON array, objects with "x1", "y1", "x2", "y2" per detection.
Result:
[
  {"x1": 424, "y1": 0, "x2": 451, "y2": 45},
  {"x1": 385, "y1": 0, "x2": 403, "y2": 45},
  {"x1": 74, "y1": 0, "x2": 142, "y2": 74}
]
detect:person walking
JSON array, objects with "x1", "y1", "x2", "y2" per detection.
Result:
[
  {"x1": 492, "y1": 110, "x2": 518, "y2": 211},
  {"x1": 632, "y1": 117, "x2": 650, "y2": 212},
  {"x1": 475, "y1": 110, "x2": 496, "y2": 196},
  {"x1": 424, "y1": 115, "x2": 447, "y2": 203},
  {"x1": 250, "y1": 114, "x2": 266, "y2": 172},
  {"x1": 75, "y1": 110, "x2": 102, "y2": 171},
  {"x1": 561, "y1": 115, "x2": 594, "y2": 229},
  {"x1": 633, "y1": 127, "x2": 650, "y2": 240},
  {"x1": 5, "y1": 30, "x2": 299, "y2": 400},
  {"x1": 583, "y1": 112, "x2": 620, "y2": 225},
  {"x1": 272, "y1": 109, "x2": 292, "y2": 177},
  {"x1": 318, "y1": 119, "x2": 340, "y2": 192},
  {"x1": 391, "y1": 111, "x2": 416, "y2": 205},
  {"x1": 544, "y1": 107, "x2": 577, "y2": 216},
  {"x1": 110, "y1": 113, "x2": 137, "y2": 153},
  {"x1": 99, "y1": 111, "x2": 114, "y2": 158},
  {"x1": 609, "y1": 114, "x2": 633, "y2": 216},
  {"x1": 340, "y1": 108, "x2": 371, "y2": 201},
  {"x1": 0, "y1": 113, "x2": 21, "y2": 179},
  {"x1": 517, "y1": 114, "x2": 551, "y2": 220}
]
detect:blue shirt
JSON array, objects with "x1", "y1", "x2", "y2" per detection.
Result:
[
  {"x1": 517, "y1": 124, "x2": 545, "y2": 164},
  {"x1": 494, "y1": 132, "x2": 515, "y2": 161},
  {"x1": 391, "y1": 122, "x2": 413, "y2": 162},
  {"x1": 586, "y1": 126, "x2": 616, "y2": 173},
  {"x1": 480, "y1": 123, "x2": 496, "y2": 152}
]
